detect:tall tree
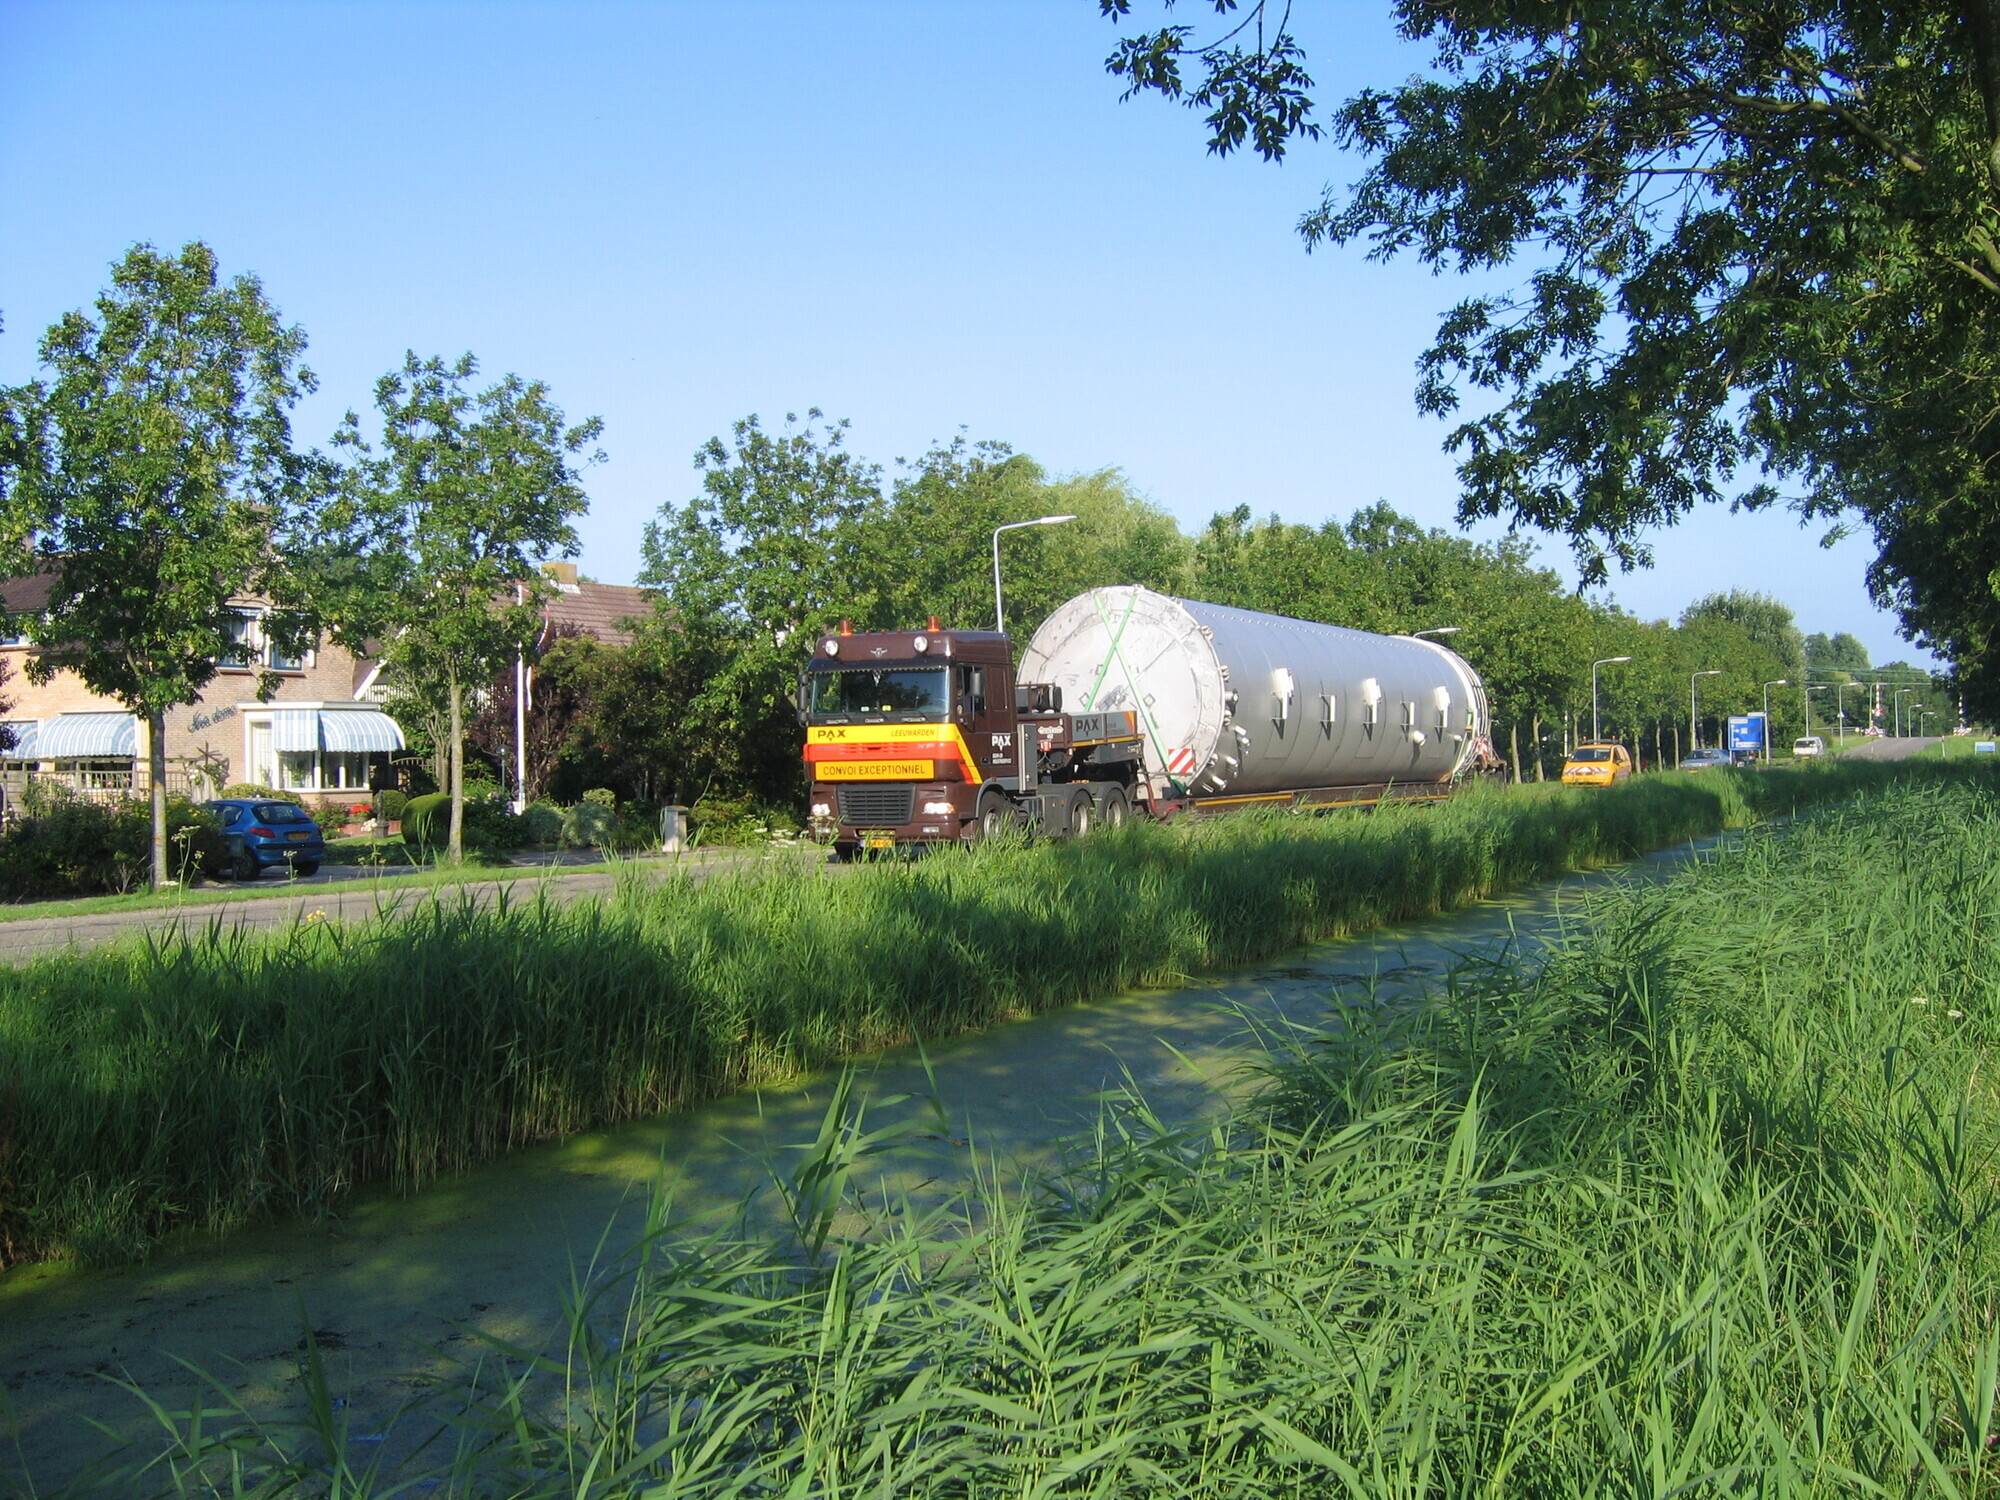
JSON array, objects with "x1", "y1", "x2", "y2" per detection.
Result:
[
  {"x1": 323, "y1": 353, "x2": 601, "y2": 860},
  {"x1": 0, "y1": 242, "x2": 319, "y2": 888},
  {"x1": 1099, "y1": 1, "x2": 2000, "y2": 709}
]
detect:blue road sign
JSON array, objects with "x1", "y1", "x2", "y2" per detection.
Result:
[{"x1": 1727, "y1": 713, "x2": 1766, "y2": 754}]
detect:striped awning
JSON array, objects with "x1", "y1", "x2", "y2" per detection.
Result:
[
  {"x1": 318, "y1": 708, "x2": 405, "y2": 753},
  {"x1": 39, "y1": 712, "x2": 138, "y2": 758},
  {"x1": 0, "y1": 721, "x2": 38, "y2": 759},
  {"x1": 271, "y1": 708, "x2": 321, "y2": 753}
]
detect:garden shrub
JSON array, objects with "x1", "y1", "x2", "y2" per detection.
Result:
[
  {"x1": 0, "y1": 787, "x2": 224, "y2": 898},
  {"x1": 463, "y1": 800, "x2": 528, "y2": 849},
  {"x1": 521, "y1": 800, "x2": 564, "y2": 844},
  {"x1": 378, "y1": 788, "x2": 408, "y2": 822},
  {"x1": 582, "y1": 787, "x2": 617, "y2": 808},
  {"x1": 309, "y1": 804, "x2": 350, "y2": 838},
  {"x1": 400, "y1": 792, "x2": 450, "y2": 854},
  {"x1": 219, "y1": 783, "x2": 297, "y2": 803},
  {"x1": 561, "y1": 799, "x2": 617, "y2": 848}
]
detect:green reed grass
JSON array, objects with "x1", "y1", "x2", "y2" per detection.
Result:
[
  {"x1": 71, "y1": 775, "x2": 2000, "y2": 1497},
  {"x1": 0, "y1": 758, "x2": 1975, "y2": 1267}
]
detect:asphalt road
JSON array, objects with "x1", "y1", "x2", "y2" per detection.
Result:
[
  {"x1": 0, "y1": 844, "x2": 828, "y2": 963},
  {"x1": 1836, "y1": 735, "x2": 1942, "y2": 761}
]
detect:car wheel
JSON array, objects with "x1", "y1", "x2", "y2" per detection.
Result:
[
  {"x1": 292, "y1": 861, "x2": 321, "y2": 877},
  {"x1": 231, "y1": 852, "x2": 259, "y2": 882}
]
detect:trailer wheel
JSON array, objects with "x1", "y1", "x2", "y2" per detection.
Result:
[{"x1": 1095, "y1": 785, "x2": 1130, "y2": 829}]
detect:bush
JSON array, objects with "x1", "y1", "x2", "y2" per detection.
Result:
[
  {"x1": 463, "y1": 800, "x2": 528, "y2": 850},
  {"x1": 219, "y1": 783, "x2": 297, "y2": 803},
  {"x1": 521, "y1": 800, "x2": 564, "y2": 844},
  {"x1": 560, "y1": 799, "x2": 617, "y2": 848},
  {"x1": 309, "y1": 804, "x2": 349, "y2": 838},
  {"x1": 688, "y1": 792, "x2": 796, "y2": 846},
  {"x1": 378, "y1": 788, "x2": 408, "y2": 822},
  {"x1": 582, "y1": 787, "x2": 618, "y2": 808},
  {"x1": 0, "y1": 788, "x2": 224, "y2": 898},
  {"x1": 400, "y1": 792, "x2": 450, "y2": 854}
]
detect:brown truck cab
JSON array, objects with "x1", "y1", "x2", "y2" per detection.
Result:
[{"x1": 801, "y1": 620, "x2": 1146, "y2": 856}]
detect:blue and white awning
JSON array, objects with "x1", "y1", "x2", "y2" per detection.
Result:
[
  {"x1": 317, "y1": 709, "x2": 405, "y2": 753},
  {"x1": 271, "y1": 708, "x2": 321, "y2": 753},
  {"x1": 39, "y1": 712, "x2": 138, "y2": 758},
  {"x1": 0, "y1": 721, "x2": 38, "y2": 759}
]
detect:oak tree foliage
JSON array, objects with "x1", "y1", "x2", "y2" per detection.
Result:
[{"x1": 1101, "y1": 0, "x2": 2000, "y2": 711}]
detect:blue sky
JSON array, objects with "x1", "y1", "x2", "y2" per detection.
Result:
[{"x1": 0, "y1": 0, "x2": 1934, "y2": 667}]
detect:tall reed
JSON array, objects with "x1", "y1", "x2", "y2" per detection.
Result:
[
  {"x1": 73, "y1": 775, "x2": 2000, "y2": 1497},
  {"x1": 0, "y1": 758, "x2": 1974, "y2": 1267}
]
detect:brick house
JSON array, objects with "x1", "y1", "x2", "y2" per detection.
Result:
[{"x1": 0, "y1": 571, "x2": 405, "y2": 807}]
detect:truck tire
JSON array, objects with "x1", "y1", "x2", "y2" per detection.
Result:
[
  {"x1": 1095, "y1": 785, "x2": 1130, "y2": 829},
  {"x1": 1068, "y1": 787, "x2": 1095, "y2": 839},
  {"x1": 975, "y1": 791, "x2": 1013, "y2": 842}
]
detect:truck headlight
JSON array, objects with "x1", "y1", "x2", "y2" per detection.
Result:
[
  {"x1": 921, "y1": 800, "x2": 954, "y2": 815},
  {"x1": 810, "y1": 803, "x2": 832, "y2": 817}
]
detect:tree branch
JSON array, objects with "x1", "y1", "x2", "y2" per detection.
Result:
[{"x1": 1970, "y1": 0, "x2": 2000, "y2": 197}]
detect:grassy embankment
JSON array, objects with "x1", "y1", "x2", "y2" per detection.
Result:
[
  {"x1": 0, "y1": 758, "x2": 1979, "y2": 1269},
  {"x1": 79, "y1": 772, "x2": 2000, "y2": 1496}
]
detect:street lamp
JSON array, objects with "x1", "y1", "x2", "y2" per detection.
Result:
[
  {"x1": 1894, "y1": 686, "x2": 1914, "y2": 737},
  {"x1": 1804, "y1": 683, "x2": 1828, "y2": 747},
  {"x1": 1592, "y1": 656, "x2": 1632, "y2": 744},
  {"x1": 991, "y1": 515, "x2": 1077, "y2": 633},
  {"x1": 1762, "y1": 679, "x2": 1788, "y2": 761},
  {"x1": 1690, "y1": 670, "x2": 1722, "y2": 749},
  {"x1": 1410, "y1": 626, "x2": 1461, "y2": 639},
  {"x1": 1836, "y1": 680, "x2": 1866, "y2": 743}
]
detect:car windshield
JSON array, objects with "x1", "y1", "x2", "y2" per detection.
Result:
[
  {"x1": 808, "y1": 667, "x2": 950, "y2": 715},
  {"x1": 252, "y1": 801, "x2": 312, "y2": 824},
  {"x1": 1570, "y1": 748, "x2": 1613, "y2": 762}
]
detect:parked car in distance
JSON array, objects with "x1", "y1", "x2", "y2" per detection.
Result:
[
  {"x1": 205, "y1": 798, "x2": 325, "y2": 880},
  {"x1": 1678, "y1": 747, "x2": 1734, "y2": 772},
  {"x1": 1561, "y1": 743, "x2": 1634, "y2": 786},
  {"x1": 1793, "y1": 736, "x2": 1826, "y2": 759}
]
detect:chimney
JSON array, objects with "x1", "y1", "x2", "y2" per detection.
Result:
[{"x1": 541, "y1": 561, "x2": 579, "y2": 586}]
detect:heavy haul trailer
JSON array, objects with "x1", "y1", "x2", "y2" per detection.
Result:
[{"x1": 802, "y1": 586, "x2": 1497, "y2": 856}]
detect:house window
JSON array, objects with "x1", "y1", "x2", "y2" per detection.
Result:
[
  {"x1": 278, "y1": 751, "x2": 317, "y2": 791},
  {"x1": 265, "y1": 612, "x2": 307, "y2": 672},
  {"x1": 219, "y1": 613, "x2": 258, "y2": 669}
]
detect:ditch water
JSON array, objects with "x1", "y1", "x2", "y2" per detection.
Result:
[{"x1": 0, "y1": 832, "x2": 1736, "y2": 1488}]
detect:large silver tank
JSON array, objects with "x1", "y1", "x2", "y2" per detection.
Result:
[{"x1": 1019, "y1": 586, "x2": 1492, "y2": 797}]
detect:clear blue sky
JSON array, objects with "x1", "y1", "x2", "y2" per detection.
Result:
[{"x1": 0, "y1": 0, "x2": 1935, "y2": 667}]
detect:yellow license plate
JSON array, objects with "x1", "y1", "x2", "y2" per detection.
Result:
[
  {"x1": 863, "y1": 834, "x2": 896, "y2": 850},
  {"x1": 817, "y1": 760, "x2": 934, "y2": 781}
]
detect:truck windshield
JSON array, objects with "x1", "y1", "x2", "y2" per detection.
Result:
[{"x1": 808, "y1": 667, "x2": 950, "y2": 715}]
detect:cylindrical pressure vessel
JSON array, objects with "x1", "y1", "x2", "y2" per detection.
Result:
[{"x1": 1019, "y1": 586, "x2": 1492, "y2": 797}]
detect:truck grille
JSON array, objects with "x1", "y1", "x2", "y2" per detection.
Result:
[{"x1": 838, "y1": 786, "x2": 915, "y2": 825}]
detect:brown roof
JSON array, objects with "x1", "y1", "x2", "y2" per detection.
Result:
[
  {"x1": 0, "y1": 569, "x2": 58, "y2": 615},
  {"x1": 539, "y1": 580, "x2": 655, "y2": 648}
]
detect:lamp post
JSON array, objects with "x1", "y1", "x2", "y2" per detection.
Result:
[
  {"x1": 1836, "y1": 680, "x2": 1865, "y2": 743},
  {"x1": 991, "y1": 515, "x2": 1077, "y2": 633},
  {"x1": 1804, "y1": 683, "x2": 1827, "y2": 748},
  {"x1": 1690, "y1": 669, "x2": 1722, "y2": 749},
  {"x1": 1592, "y1": 656, "x2": 1632, "y2": 744},
  {"x1": 1761, "y1": 679, "x2": 1788, "y2": 761},
  {"x1": 1894, "y1": 686, "x2": 1913, "y2": 737}
]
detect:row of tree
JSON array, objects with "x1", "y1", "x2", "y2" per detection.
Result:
[
  {"x1": 0, "y1": 243, "x2": 599, "y2": 884},
  {"x1": 0, "y1": 243, "x2": 1958, "y2": 893},
  {"x1": 501, "y1": 410, "x2": 1952, "y2": 812}
]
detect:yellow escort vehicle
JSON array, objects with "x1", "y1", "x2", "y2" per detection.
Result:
[{"x1": 1561, "y1": 742, "x2": 1634, "y2": 786}]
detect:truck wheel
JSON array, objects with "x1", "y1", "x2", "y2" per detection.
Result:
[
  {"x1": 1068, "y1": 788, "x2": 1095, "y2": 839},
  {"x1": 1095, "y1": 786, "x2": 1130, "y2": 829},
  {"x1": 975, "y1": 793, "x2": 1013, "y2": 842}
]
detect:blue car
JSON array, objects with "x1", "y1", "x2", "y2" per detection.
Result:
[{"x1": 205, "y1": 798, "x2": 326, "y2": 880}]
